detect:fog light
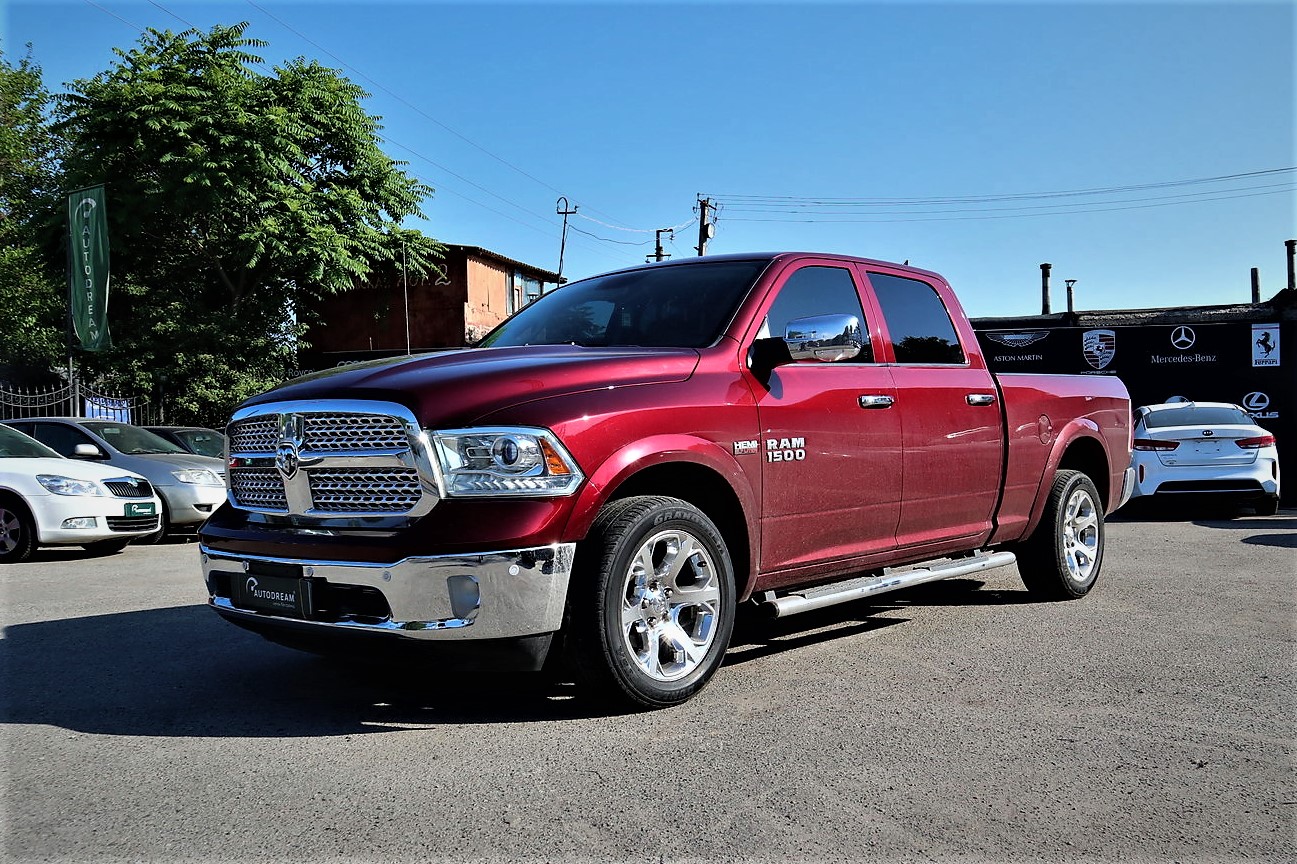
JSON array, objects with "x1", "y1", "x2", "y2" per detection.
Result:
[
  {"x1": 61, "y1": 517, "x2": 97, "y2": 529},
  {"x1": 447, "y1": 574, "x2": 480, "y2": 621}
]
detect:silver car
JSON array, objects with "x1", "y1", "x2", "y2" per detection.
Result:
[{"x1": 7, "y1": 417, "x2": 226, "y2": 543}]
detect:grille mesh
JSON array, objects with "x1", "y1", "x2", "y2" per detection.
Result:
[
  {"x1": 107, "y1": 515, "x2": 160, "y2": 532},
  {"x1": 309, "y1": 468, "x2": 422, "y2": 512},
  {"x1": 303, "y1": 414, "x2": 408, "y2": 451},
  {"x1": 104, "y1": 479, "x2": 154, "y2": 498},
  {"x1": 230, "y1": 468, "x2": 288, "y2": 510},
  {"x1": 229, "y1": 418, "x2": 278, "y2": 452}
]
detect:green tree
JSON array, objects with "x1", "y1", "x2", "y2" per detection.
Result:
[
  {"x1": 0, "y1": 46, "x2": 67, "y2": 377},
  {"x1": 53, "y1": 22, "x2": 442, "y2": 424}
]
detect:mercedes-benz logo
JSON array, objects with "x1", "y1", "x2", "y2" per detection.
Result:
[
  {"x1": 275, "y1": 441, "x2": 300, "y2": 479},
  {"x1": 1171, "y1": 326, "x2": 1196, "y2": 350},
  {"x1": 1242, "y1": 392, "x2": 1270, "y2": 411}
]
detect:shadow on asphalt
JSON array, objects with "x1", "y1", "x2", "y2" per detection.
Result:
[
  {"x1": 1, "y1": 572, "x2": 1054, "y2": 733},
  {"x1": 23, "y1": 532, "x2": 200, "y2": 563}
]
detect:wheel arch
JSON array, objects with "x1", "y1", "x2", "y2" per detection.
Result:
[
  {"x1": 1018, "y1": 424, "x2": 1113, "y2": 541},
  {"x1": 564, "y1": 437, "x2": 758, "y2": 602}
]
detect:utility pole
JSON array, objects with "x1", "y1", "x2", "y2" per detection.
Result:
[
  {"x1": 401, "y1": 240, "x2": 411, "y2": 355},
  {"x1": 556, "y1": 197, "x2": 578, "y2": 282},
  {"x1": 648, "y1": 229, "x2": 671, "y2": 263},
  {"x1": 695, "y1": 196, "x2": 715, "y2": 256}
]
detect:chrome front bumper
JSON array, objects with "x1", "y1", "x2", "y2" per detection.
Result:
[{"x1": 201, "y1": 543, "x2": 575, "y2": 641}]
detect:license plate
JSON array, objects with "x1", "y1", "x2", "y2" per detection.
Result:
[
  {"x1": 124, "y1": 502, "x2": 155, "y2": 517},
  {"x1": 229, "y1": 568, "x2": 312, "y2": 618}
]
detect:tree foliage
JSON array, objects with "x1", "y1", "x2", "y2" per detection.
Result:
[
  {"x1": 0, "y1": 46, "x2": 67, "y2": 377},
  {"x1": 44, "y1": 22, "x2": 442, "y2": 423}
]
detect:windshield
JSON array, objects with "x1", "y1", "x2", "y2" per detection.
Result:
[
  {"x1": 0, "y1": 424, "x2": 62, "y2": 458},
  {"x1": 84, "y1": 421, "x2": 189, "y2": 455},
  {"x1": 175, "y1": 429, "x2": 227, "y2": 458},
  {"x1": 480, "y1": 260, "x2": 769, "y2": 349},
  {"x1": 1143, "y1": 406, "x2": 1252, "y2": 428}
]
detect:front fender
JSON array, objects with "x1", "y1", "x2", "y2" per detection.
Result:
[{"x1": 561, "y1": 433, "x2": 759, "y2": 579}]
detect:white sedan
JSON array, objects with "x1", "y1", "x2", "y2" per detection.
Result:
[
  {"x1": 0, "y1": 423, "x2": 163, "y2": 562},
  {"x1": 1129, "y1": 401, "x2": 1282, "y2": 515}
]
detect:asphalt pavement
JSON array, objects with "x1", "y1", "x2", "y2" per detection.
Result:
[{"x1": 2, "y1": 509, "x2": 1294, "y2": 863}]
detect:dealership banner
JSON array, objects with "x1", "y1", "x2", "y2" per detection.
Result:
[
  {"x1": 977, "y1": 320, "x2": 1295, "y2": 472},
  {"x1": 67, "y1": 184, "x2": 112, "y2": 351}
]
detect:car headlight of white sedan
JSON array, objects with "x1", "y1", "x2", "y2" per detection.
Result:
[{"x1": 35, "y1": 474, "x2": 105, "y2": 496}]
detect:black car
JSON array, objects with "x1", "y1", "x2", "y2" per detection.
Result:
[{"x1": 144, "y1": 426, "x2": 228, "y2": 459}]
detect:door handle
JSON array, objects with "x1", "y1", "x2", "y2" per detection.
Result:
[
  {"x1": 859, "y1": 395, "x2": 895, "y2": 409},
  {"x1": 966, "y1": 393, "x2": 997, "y2": 406}
]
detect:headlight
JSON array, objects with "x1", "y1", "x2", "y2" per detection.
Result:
[
  {"x1": 431, "y1": 427, "x2": 583, "y2": 497},
  {"x1": 36, "y1": 475, "x2": 104, "y2": 496},
  {"x1": 172, "y1": 468, "x2": 223, "y2": 486}
]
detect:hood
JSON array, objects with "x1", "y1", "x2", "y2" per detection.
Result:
[
  {"x1": 0, "y1": 456, "x2": 151, "y2": 485},
  {"x1": 244, "y1": 345, "x2": 701, "y2": 426}
]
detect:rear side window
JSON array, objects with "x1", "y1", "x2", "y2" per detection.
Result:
[{"x1": 868, "y1": 272, "x2": 965, "y2": 364}]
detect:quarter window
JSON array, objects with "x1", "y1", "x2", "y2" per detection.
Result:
[{"x1": 868, "y1": 272, "x2": 965, "y2": 364}]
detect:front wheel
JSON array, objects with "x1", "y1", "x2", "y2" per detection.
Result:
[
  {"x1": 1015, "y1": 470, "x2": 1104, "y2": 600},
  {"x1": 566, "y1": 496, "x2": 736, "y2": 709},
  {"x1": 0, "y1": 498, "x2": 37, "y2": 563}
]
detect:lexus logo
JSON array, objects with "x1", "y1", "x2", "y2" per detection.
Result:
[
  {"x1": 1171, "y1": 326, "x2": 1196, "y2": 350},
  {"x1": 1243, "y1": 392, "x2": 1270, "y2": 411}
]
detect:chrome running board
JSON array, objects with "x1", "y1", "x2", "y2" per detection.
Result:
[{"x1": 761, "y1": 550, "x2": 1017, "y2": 618}]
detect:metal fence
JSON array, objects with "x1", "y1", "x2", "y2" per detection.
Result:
[{"x1": 0, "y1": 380, "x2": 162, "y2": 426}]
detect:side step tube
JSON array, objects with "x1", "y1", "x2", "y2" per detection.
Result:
[{"x1": 762, "y1": 550, "x2": 1017, "y2": 618}]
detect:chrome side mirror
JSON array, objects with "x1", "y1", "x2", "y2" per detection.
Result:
[{"x1": 784, "y1": 314, "x2": 862, "y2": 362}]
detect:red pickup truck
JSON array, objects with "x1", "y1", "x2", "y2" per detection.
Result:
[{"x1": 200, "y1": 253, "x2": 1133, "y2": 708}]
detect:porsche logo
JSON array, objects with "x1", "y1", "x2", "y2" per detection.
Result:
[{"x1": 1082, "y1": 329, "x2": 1116, "y2": 370}]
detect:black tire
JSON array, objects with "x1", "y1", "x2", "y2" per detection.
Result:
[
  {"x1": 1254, "y1": 496, "x2": 1280, "y2": 516},
  {"x1": 566, "y1": 495, "x2": 736, "y2": 709},
  {"x1": 0, "y1": 496, "x2": 37, "y2": 563},
  {"x1": 1015, "y1": 470, "x2": 1104, "y2": 601},
  {"x1": 132, "y1": 499, "x2": 169, "y2": 545},
  {"x1": 83, "y1": 538, "x2": 131, "y2": 555}
]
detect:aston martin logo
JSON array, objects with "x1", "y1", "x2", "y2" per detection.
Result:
[
  {"x1": 985, "y1": 330, "x2": 1049, "y2": 348},
  {"x1": 1082, "y1": 329, "x2": 1116, "y2": 370}
]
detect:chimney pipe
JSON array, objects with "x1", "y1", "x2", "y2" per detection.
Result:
[
  {"x1": 1251, "y1": 268, "x2": 1261, "y2": 304},
  {"x1": 1286, "y1": 239, "x2": 1296, "y2": 293},
  {"x1": 1065, "y1": 279, "x2": 1077, "y2": 313},
  {"x1": 1040, "y1": 263, "x2": 1052, "y2": 315}
]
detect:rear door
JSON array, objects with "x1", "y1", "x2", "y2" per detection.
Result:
[
  {"x1": 749, "y1": 260, "x2": 902, "y2": 576},
  {"x1": 862, "y1": 267, "x2": 1003, "y2": 548}
]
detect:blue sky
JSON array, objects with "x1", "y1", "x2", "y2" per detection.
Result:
[{"x1": 5, "y1": 1, "x2": 1295, "y2": 317}]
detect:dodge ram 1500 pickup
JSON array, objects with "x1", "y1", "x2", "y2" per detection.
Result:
[{"x1": 200, "y1": 252, "x2": 1133, "y2": 708}]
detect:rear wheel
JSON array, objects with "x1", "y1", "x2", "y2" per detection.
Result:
[
  {"x1": 0, "y1": 497, "x2": 37, "y2": 563},
  {"x1": 1016, "y1": 470, "x2": 1104, "y2": 600},
  {"x1": 566, "y1": 496, "x2": 736, "y2": 709}
]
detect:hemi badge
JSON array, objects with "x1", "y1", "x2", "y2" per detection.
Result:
[{"x1": 733, "y1": 440, "x2": 759, "y2": 455}]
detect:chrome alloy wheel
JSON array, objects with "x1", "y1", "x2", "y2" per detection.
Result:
[
  {"x1": 619, "y1": 528, "x2": 722, "y2": 682},
  {"x1": 1062, "y1": 487, "x2": 1100, "y2": 583},
  {"x1": 0, "y1": 506, "x2": 21, "y2": 554}
]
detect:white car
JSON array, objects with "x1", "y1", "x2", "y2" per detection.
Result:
[
  {"x1": 0, "y1": 423, "x2": 163, "y2": 562},
  {"x1": 1129, "y1": 401, "x2": 1282, "y2": 515}
]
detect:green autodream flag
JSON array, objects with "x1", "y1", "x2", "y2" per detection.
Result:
[{"x1": 67, "y1": 185, "x2": 112, "y2": 351}]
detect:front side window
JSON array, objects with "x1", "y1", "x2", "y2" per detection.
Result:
[
  {"x1": 26, "y1": 423, "x2": 95, "y2": 457},
  {"x1": 761, "y1": 266, "x2": 873, "y2": 362},
  {"x1": 868, "y1": 271, "x2": 965, "y2": 364}
]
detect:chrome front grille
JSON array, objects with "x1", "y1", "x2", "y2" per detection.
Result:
[
  {"x1": 225, "y1": 400, "x2": 439, "y2": 519},
  {"x1": 104, "y1": 477, "x2": 154, "y2": 498}
]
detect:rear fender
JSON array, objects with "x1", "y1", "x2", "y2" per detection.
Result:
[{"x1": 1020, "y1": 419, "x2": 1113, "y2": 539}]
